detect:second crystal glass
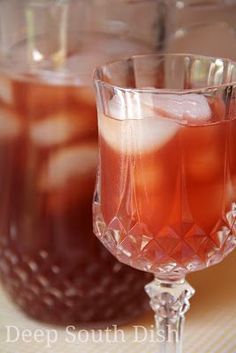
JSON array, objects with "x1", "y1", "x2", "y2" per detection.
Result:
[{"x1": 93, "y1": 54, "x2": 236, "y2": 352}]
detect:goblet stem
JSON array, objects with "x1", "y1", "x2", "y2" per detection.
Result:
[{"x1": 145, "y1": 277, "x2": 195, "y2": 353}]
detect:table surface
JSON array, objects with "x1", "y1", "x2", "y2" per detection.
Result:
[{"x1": 0, "y1": 250, "x2": 235, "y2": 353}]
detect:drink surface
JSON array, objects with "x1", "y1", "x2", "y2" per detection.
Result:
[
  {"x1": 95, "y1": 93, "x2": 236, "y2": 277},
  {"x1": 0, "y1": 34, "x2": 151, "y2": 325}
]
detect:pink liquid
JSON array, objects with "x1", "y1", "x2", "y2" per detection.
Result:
[
  {"x1": 0, "y1": 72, "x2": 150, "y2": 325},
  {"x1": 96, "y1": 97, "x2": 236, "y2": 276}
]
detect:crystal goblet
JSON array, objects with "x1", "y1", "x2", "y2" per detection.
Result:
[{"x1": 93, "y1": 54, "x2": 236, "y2": 352}]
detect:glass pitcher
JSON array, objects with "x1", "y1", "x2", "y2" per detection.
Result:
[
  {"x1": 168, "y1": 0, "x2": 236, "y2": 60},
  {"x1": 0, "y1": 0, "x2": 171, "y2": 326}
]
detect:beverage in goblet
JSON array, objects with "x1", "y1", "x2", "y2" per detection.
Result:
[{"x1": 93, "y1": 54, "x2": 236, "y2": 352}]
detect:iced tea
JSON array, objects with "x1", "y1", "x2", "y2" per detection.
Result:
[
  {"x1": 0, "y1": 36, "x2": 151, "y2": 324},
  {"x1": 96, "y1": 93, "x2": 236, "y2": 274}
]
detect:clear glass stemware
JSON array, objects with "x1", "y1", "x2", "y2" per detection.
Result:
[{"x1": 93, "y1": 54, "x2": 236, "y2": 352}]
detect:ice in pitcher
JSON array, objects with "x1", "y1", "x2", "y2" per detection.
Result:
[{"x1": 0, "y1": 107, "x2": 22, "y2": 139}]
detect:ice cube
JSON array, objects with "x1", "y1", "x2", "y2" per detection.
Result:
[
  {"x1": 0, "y1": 75, "x2": 13, "y2": 105},
  {"x1": 100, "y1": 93, "x2": 179, "y2": 153},
  {"x1": 152, "y1": 94, "x2": 212, "y2": 123},
  {"x1": 100, "y1": 92, "x2": 211, "y2": 153},
  {"x1": 0, "y1": 108, "x2": 21, "y2": 139},
  {"x1": 30, "y1": 112, "x2": 75, "y2": 147},
  {"x1": 30, "y1": 110, "x2": 95, "y2": 147},
  {"x1": 40, "y1": 143, "x2": 97, "y2": 191},
  {"x1": 107, "y1": 92, "x2": 154, "y2": 120},
  {"x1": 108, "y1": 92, "x2": 211, "y2": 121},
  {"x1": 100, "y1": 113, "x2": 179, "y2": 153}
]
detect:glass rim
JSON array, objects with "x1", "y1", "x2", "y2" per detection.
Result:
[{"x1": 93, "y1": 53, "x2": 236, "y2": 95}]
